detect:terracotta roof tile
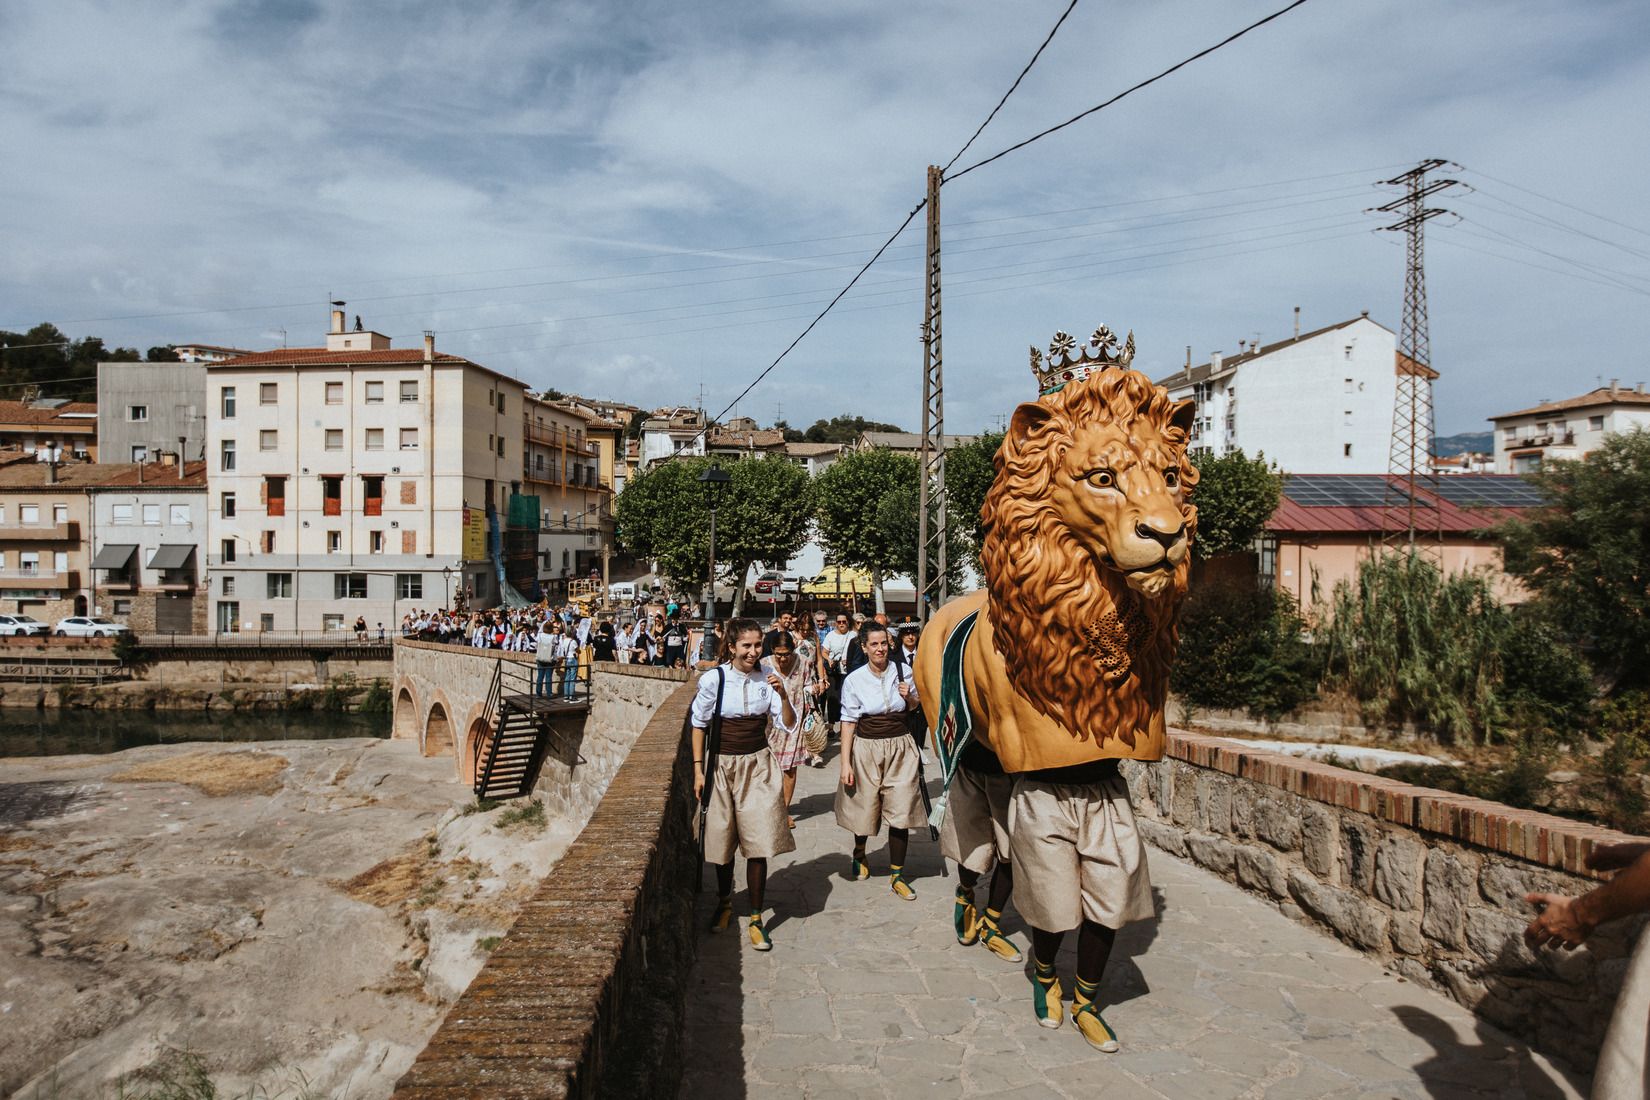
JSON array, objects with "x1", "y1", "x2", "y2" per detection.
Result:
[
  {"x1": 0, "y1": 459, "x2": 206, "y2": 489},
  {"x1": 0, "y1": 401, "x2": 99, "y2": 428},
  {"x1": 1489, "y1": 386, "x2": 1650, "y2": 421}
]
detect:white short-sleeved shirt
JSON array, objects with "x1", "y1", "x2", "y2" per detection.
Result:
[
  {"x1": 691, "y1": 663, "x2": 787, "y2": 728},
  {"x1": 841, "y1": 661, "x2": 918, "y2": 722},
  {"x1": 821, "y1": 630, "x2": 854, "y2": 667}
]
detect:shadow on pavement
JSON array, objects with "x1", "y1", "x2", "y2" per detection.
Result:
[{"x1": 1394, "y1": 1004, "x2": 1575, "y2": 1100}]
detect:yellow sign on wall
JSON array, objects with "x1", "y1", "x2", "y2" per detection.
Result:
[{"x1": 461, "y1": 507, "x2": 487, "y2": 561}]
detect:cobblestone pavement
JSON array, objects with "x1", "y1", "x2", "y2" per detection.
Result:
[{"x1": 680, "y1": 751, "x2": 1588, "y2": 1100}]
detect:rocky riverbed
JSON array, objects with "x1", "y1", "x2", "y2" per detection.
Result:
[{"x1": 0, "y1": 737, "x2": 579, "y2": 1099}]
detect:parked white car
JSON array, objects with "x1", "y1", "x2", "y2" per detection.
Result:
[
  {"x1": 0, "y1": 613, "x2": 49, "y2": 636},
  {"x1": 53, "y1": 616, "x2": 131, "y2": 638}
]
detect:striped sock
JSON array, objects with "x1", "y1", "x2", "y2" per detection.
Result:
[
  {"x1": 1075, "y1": 977, "x2": 1100, "y2": 1004},
  {"x1": 1034, "y1": 959, "x2": 1057, "y2": 987}
]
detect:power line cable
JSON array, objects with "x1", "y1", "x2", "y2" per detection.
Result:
[
  {"x1": 947, "y1": 0, "x2": 1314, "y2": 182},
  {"x1": 1458, "y1": 164, "x2": 1650, "y2": 242},
  {"x1": 942, "y1": 0, "x2": 1081, "y2": 173}
]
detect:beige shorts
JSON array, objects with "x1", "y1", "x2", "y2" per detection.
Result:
[
  {"x1": 835, "y1": 735, "x2": 926, "y2": 836},
  {"x1": 1009, "y1": 773, "x2": 1153, "y2": 933},
  {"x1": 1594, "y1": 923, "x2": 1650, "y2": 1100},
  {"x1": 939, "y1": 765, "x2": 1013, "y2": 874},
  {"x1": 701, "y1": 750, "x2": 796, "y2": 864}
]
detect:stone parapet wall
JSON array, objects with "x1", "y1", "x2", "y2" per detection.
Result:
[
  {"x1": 1127, "y1": 729, "x2": 1645, "y2": 1069},
  {"x1": 392, "y1": 673, "x2": 698, "y2": 1099}
]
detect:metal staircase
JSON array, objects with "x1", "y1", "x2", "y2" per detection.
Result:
[{"x1": 471, "y1": 658, "x2": 590, "y2": 800}]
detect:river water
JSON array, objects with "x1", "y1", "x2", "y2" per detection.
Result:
[{"x1": 0, "y1": 708, "x2": 390, "y2": 758}]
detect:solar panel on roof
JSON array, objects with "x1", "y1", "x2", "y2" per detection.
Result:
[
  {"x1": 1283, "y1": 476, "x2": 1419, "y2": 508},
  {"x1": 1425, "y1": 476, "x2": 1546, "y2": 508}
]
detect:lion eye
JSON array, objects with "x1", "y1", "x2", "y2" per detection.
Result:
[
  {"x1": 1163, "y1": 469, "x2": 1179, "y2": 488},
  {"x1": 1084, "y1": 469, "x2": 1116, "y2": 490}
]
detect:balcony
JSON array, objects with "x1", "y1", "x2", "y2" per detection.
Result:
[
  {"x1": 0, "y1": 568, "x2": 77, "y2": 590},
  {"x1": 524, "y1": 420, "x2": 595, "y2": 455},
  {"x1": 0, "y1": 521, "x2": 80, "y2": 542}
]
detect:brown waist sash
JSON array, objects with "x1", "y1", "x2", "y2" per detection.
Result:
[
  {"x1": 719, "y1": 715, "x2": 768, "y2": 755},
  {"x1": 855, "y1": 711, "x2": 908, "y2": 740}
]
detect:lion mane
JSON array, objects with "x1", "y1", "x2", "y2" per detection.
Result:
[{"x1": 979, "y1": 367, "x2": 1199, "y2": 750}]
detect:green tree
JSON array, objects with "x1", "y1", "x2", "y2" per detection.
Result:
[
  {"x1": 1191, "y1": 450, "x2": 1283, "y2": 560},
  {"x1": 802, "y1": 414, "x2": 905, "y2": 444},
  {"x1": 614, "y1": 455, "x2": 812, "y2": 611},
  {"x1": 876, "y1": 480, "x2": 967, "y2": 596},
  {"x1": 943, "y1": 430, "x2": 1003, "y2": 570},
  {"x1": 1500, "y1": 429, "x2": 1650, "y2": 689},
  {"x1": 716, "y1": 455, "x2": 814, "y2": 614},
  {"x1": 146, "y1": 345, "x2": 180, "y2": 362},
  {"x1": 1171, "y1": 578, "x2": 1319, "y2": 719},
  {"x1": 813, "y1": 447, "x2": 918, "y2": 610},
  {"x1": 614, "y1": 459, "x2": 711, "y2": 590}
]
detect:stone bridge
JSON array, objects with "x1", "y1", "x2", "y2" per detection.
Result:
[{"x1": 384, "y1": 647, "x2": 1641, "y2": 1098}]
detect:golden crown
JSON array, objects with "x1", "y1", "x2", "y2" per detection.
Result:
[{"x1": 1030, "y1": 325, "x2": 1135, "y2": 395}]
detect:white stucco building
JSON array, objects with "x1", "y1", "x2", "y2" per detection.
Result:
[
  {"x1": 1154, "y1": 314, "x2": 1411, "y2": 474},
  {"x1": 204, "y1": 312, "x2": 528, "y2": 633},
  {"x1": 1488, "y1": 383, "x2": 1650, "y2": 474}
]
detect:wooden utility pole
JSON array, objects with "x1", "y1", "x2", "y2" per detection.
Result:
[{"x1": 916, "y1": 165, "x2": 948, "y2": 622}]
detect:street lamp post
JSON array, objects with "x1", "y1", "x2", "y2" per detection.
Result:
[
  {"x1": 699, "y1": 461, "x2": 731, "y2": 623},
  {"x1": 442, "y1": 565, "x2": 455, "y2": 610}
]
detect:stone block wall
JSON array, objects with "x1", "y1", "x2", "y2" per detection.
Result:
[
  {"x1": 392, "y1": 675, "x2": 699, "y2": 1099},
  {"x1": 1126, "y1": 729, "x2": 1645, "y2": 1070},
  {"x1": 532, "y1": 662, "x2": 689, "y2": 835}
]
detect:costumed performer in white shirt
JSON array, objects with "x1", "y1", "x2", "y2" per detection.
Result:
[
  {"x1": 692, "y1": 618, "x2": 798, "y2": 951},
  {"x1": 835, "y1": 621, "x2": 926, "y2": 901}
]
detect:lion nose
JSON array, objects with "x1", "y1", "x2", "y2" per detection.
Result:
[{"x1": 1134, "y1": 519, "x2": 1186, "y2": 549}]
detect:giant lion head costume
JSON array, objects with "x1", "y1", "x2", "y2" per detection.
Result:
[{"x1": 916, "y1": 325, "x2": 1198, "y2": 771}]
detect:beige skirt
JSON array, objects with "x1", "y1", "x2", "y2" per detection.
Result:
[
  {"x1": 835, "y1": 735, "x2": 926, "y2": 836},
  {"x1": 1008, "y1": 773, "x2": 1153, "y2": 933},
  {"x1": 701, "y1": 749, "x2": 796, "y2": 864},
  {"x1": 939, "y1": 765, "x2": 1013, "y2": 875},
  {"x1": 1594, "y1": 922, "x2": 1650, "y2": 1100}
]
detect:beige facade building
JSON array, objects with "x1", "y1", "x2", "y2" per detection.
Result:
[
  {"x1": 205, "y1": 313, "x2": 527, "y2": 633},
  {"x1": 522, "y1": 396, "x2": 611, "y2": 592},
  {"x1": 1488, "y1": 383, "x2": 1650, "y2": 474},
  {"x1": 0, "y1": 400, "x2": 98, "y2": 461},
  {"x1": 0, "y1": 456, "x2": 205, "y2": 628}
]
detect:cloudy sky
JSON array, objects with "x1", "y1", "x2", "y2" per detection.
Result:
[{"x1": 2, "y1": 0, "x2": 1647, "y2": 435}]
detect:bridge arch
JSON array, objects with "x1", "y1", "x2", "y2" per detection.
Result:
[
  {"x1": 394, "y1": 686, "x2": 418, "y2": 741},
  {"x1": 461, "y1": 717, "x2": 492, "y2": 786},
  {"x1": 423, "y1": 701, "x2": 454, "y2": 759}
]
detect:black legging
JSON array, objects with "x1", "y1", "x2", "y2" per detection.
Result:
[
  {"x1": 958, "y1": 860, "x2": 1014, "y2": 913},
  {"x1": 715, "y1": 858, "x2": 767, "y2": 911},
  {"x1": 1032, "y1": 920, "x2": 1117, "y2": 986},
  {"x1": 855, "y1": 827, "x2": 908, "y2": 868}
]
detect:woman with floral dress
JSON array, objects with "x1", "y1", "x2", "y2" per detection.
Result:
[{"x1": 793, "y1": 615, "x2": 829, "y2": 768}]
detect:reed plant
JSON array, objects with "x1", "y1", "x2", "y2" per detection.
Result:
[{"x1": 1320, "y1": 549, "x2": 1507, "y2": 742}]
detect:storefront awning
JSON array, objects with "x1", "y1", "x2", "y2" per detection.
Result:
[
  {"x1": 147, "y1": 544, "x2": 196, "y2": 571},
  {"x1": 91, "y1": 543, "x2": 138, "y2": 570}
]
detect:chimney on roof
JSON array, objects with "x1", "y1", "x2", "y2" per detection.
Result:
[
  {"x1": 1211, "y1": 352, "x2": 1223, "y2": 372},
  {"x1": 1610, "y1": 378, "x2": 1620, "y2": 395},
  {"x1": 330, "y1": 308, "x2": 346, "y2": 335},
  {"x1": 1294, "y1": 305, "x2": 1300, "y2": 339},
  {"x1": 423, "y1": 331, "x2": 435, "y2": 363},
  {"x1": 178, "y1": 436, "x2": 187, "y2": 479},
  {"x1": 1638, "y1": 383, "x2": 1645, "y2": 395},
  {"x1": 1360, "y1": 309, "x2": 1369, "y2": 318},
  {"x1": 1185, "y1": 345, "x2": 1191, "y2": 369},
  {"x1": 1238, "y1": 340, "x2": 1247, "y2": 353}
]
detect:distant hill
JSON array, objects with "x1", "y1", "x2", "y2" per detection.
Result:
[{"x1": 1434, "y1": 431, "x2": 1492, "y2": 457}]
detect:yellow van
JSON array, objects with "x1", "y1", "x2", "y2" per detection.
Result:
[{"x1": 802, "y1": 566, "x2": 874, "y2": 597}]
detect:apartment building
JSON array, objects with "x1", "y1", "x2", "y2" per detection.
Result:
[
  {"x1": 205, "y1": 312, "x2": 527, "y2": 632},
  {"x1": 0, "y1": 399, "x2": 98, "y2": 460},
  {"x1": 97, "y1": 360, "x2": 208, "y2": 464},
  {"x1": 1488, "y1": 382, "x2": 1650, "y2": 474},
  {"x1": 86, "y1": 462, "x2": 208, "y2": 632},
  {"x1": 0, "y1": 455, "x2": 204, "y2": 626},
  {"x1": 638, "y1": 407, "x2": 705, "y2": 467},
  {"x1": 523, "y1": 395, "x2": 612, "y2": 589},
  {"x1": 1154, "y1": 314, "x2": 1409, "y2": 474}
]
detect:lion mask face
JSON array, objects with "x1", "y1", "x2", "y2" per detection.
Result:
[{"x1": 1008, "y1": 383, "x2": 1196, "y2": 599}]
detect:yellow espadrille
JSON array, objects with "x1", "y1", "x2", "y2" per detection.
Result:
[
  {"x1": 708, "y1": 897, "x2": 733, "y2": 934},
  {"x1": 1073, "y1": 979, "x2": 1118, "y2": 1052},
  {"x1": 890, "y1": 867, "x2": 916, "y2": 901},
  {"x1": 978, "y1": 910, "x2": 1022, "y2": 963},
  {"x1": 1032, "y1": 963, "x2": 1063, "y2": 1030},
  {"x1": 747, "y1": 914, "x2": 772, "y2": 952}
]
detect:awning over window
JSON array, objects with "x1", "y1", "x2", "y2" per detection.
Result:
[
  {"x1": 147, "y1": 544, "x2": 196, "y2": 571},
  {"x1": 91, "y1": 544, "x2": 138, "y2": 570}
]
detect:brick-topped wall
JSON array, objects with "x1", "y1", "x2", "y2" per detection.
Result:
[
  {"x1": 393, "y1": 665, "x2": 697, "y2": 1099},
  {"x1": 1128, "y1": 728, "x2": 1646, "y2": 1069}
]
